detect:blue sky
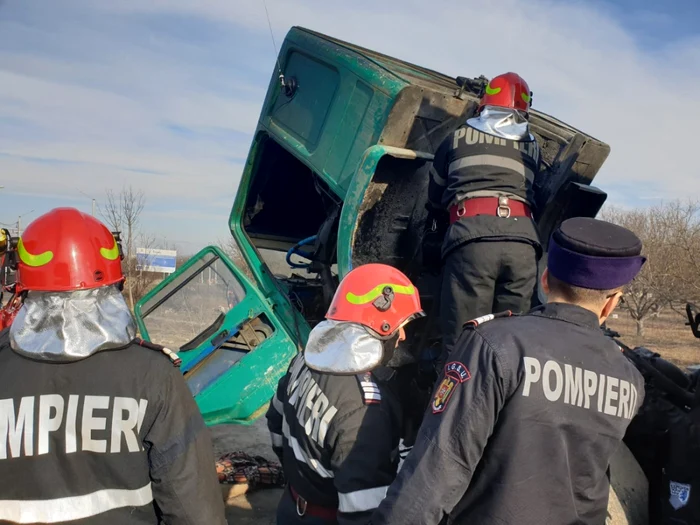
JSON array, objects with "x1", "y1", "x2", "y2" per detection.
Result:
[{"x1": 0, "y1": 0, "x2": 698, "y2": 254}]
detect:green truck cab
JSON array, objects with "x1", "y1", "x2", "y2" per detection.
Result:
[{"x1": 134, "y1": 27, "x2": 611, "y2": 426}]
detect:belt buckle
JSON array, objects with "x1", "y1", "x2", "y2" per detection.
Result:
[
  {"x1": 497, "y1": 196, "x2": 511, "y2": 218},
  {"x1": 296, "y1": 495, "x2": 307, "y2": 517}
]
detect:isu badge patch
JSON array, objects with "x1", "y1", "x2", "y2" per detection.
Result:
[
  {"x1": 432, "y1": 361, "x2": 471, "y2": 414},
  {"x1": 670, "y1": 481, "x2": 691, "y2": 510}
]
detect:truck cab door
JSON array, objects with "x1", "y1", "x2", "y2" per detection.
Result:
[{"x1": 134, "y1": 246, "x2": 301, "y2": 425}]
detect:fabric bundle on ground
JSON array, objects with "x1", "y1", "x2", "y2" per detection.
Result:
[{"x1": 215, "y1": 451, "x2": 285, "y2": 489}]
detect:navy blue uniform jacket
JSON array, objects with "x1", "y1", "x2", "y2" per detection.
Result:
[{"x1": 371, "y1": 303, "x2": 645, "y2": 525}]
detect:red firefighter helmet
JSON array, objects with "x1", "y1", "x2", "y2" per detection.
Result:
[
  {"x1": 478, "y1": 72, "x2": 532, "y2": 114},
  {"x1": 326, "y1": 263, "x2": 424, "y2": 337},
  {"x1": 16, "y1": 208, "x2": 124, "y2": 292}
]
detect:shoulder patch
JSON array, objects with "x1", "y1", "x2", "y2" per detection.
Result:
[
  {"x1": 463, "y1": 310, "x2": 513, "y2": 329},
  {"x1": 356, "y1": 372, "x2": 381, "y2": 405},
  {"x1": 670, "y1": 481, "x2": 691, "y2": 510},
  {"x1": 432, "y1": 361, "x2": 471, "y2": 414},
  {"x1": 135, "y1": 338, "x2": 181, "y2": 367}
]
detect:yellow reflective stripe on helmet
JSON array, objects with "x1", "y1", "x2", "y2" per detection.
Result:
[
  {"x1": 100, "y1": 237, "x2": 120, "y2": 261},
  {"x1": 521, "y1": 92, "x2": 531, "y2": 103},
  {"x1": 345, "y1": 283, "x2": 416, "y2": 305},
  {"x1": 18, "y1": 238, "x2": 54, "y2": 267},
  {"x1": 485, "y1": 83, "x2": 501, "y2": 96}
]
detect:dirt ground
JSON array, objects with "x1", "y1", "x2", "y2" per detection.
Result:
[
  {"x1": 211, "y1": 419, "x2": 282, "y2": 525},
  {"x1": 606, "y1": 309, "x2": 700, "y2": 367}
]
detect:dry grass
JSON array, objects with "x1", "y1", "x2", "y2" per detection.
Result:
[{"x1": 606, "y1": 309, "x2": 700, "y2": 367}]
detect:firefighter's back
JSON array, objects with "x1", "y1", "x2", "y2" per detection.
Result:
[
  {"x1": 0, "y1": 332, "x2": 205, "y2": 524},
  {"x1": 0, "y1": 207, "x2": 225, "y2": 525}
]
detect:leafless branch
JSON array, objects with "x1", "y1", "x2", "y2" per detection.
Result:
[
  {"x1": 99, "y1": 185, "x2": 149, "y2": 309},
  {"x1": 217, "y1": 235, "x2": 254, "y2": 281},
  {"x1": 600, "y1": 200, "x2": 700, "y2": 337}
]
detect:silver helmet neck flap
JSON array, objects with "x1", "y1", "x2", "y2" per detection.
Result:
[
  {"x1": 467, "y1": 105, "x2": 532, "y2": 141},
  {"x1": 303, "y1": 319, "x2": 386, "y2": 374},
  {"x1": 10, "y1": 285, "x2": 137, "y2": 362}
]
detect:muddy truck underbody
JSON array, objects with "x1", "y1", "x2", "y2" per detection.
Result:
[{"x1": 134, "y1": 27, "x2": 647, "y2": 523}]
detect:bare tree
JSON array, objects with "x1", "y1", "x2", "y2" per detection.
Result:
[
  {"x1": 99, "y1": 186, "x2": 146, "y2": 309},
  {"x1": 668, "y1": 202, "x2": 700, "y2": 302},
  {"x1": 601, "y1": 201, "x2": 700, "y2": 336},
  {"x1": 217, "y1": 235, "x2": 254, "y2": 280},
  {"x1": 128, "y1": 232, "x2": 165, "y2": 306}
]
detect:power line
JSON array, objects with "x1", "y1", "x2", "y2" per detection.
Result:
[
  {"x1": 77, "y1": 189, "x2": 97, "y2": 216},
  {"x1": 260, "y1": 0, "x2": 296, "y2": 97},
  {"x1": 261, "y1": 0, "x2": 282, "y2": 74}
]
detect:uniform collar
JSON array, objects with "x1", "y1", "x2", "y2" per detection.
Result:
[
  {"x1": 372, "y1": 366, "x2": 396, "y2": 382},
  {"x1": 529, "y1": 302, "x2": 601, "y2": 331}
]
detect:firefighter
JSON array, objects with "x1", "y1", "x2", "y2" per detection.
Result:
[
  {"x1": 0, "y1": 227, "x2": 21, "y2": 329},
  {"x1": 0, "y1": 208, "x2": 226, "y2": 525},
  {"x1": 266, "y1": 263, "x2": 425, "y2": 525},
  {"x1": 429, "y1": 72, "x2": 541, "y2": 363},
  {"x1": 371, "y1": 217, "x2": 647, "y2": 525}
]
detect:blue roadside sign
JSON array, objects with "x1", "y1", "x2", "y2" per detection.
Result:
[{"x1": 136, "y1": 248, "x2": 177, "y2": 274}]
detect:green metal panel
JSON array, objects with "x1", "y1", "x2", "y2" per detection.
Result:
[
  {"x1": 325, "y1": 80, "x2": 375, "y2": 189},
  {"x1": 256, "y1": 27, "x2": 408, "y2": 198},
  {"x1": 270, "y1": 51, "x2": 340, "y2": 148},
  {"x1": 226, "y1": 26, "x2": 418, "y2": 325},
  {"x1": 134, "y1": 246, "x2": 302, "y2": 425}
]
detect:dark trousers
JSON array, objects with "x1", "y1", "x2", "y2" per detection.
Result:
[
  {"x1": 439, "y1": 240, "x2": 538, "y2": 362},
  {"x1": 277, "y1": 486, "x2": 337, "y2": 525}
]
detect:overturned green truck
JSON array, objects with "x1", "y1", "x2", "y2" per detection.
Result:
[
  {"x1": 134, "y1": 26, "x2": 649, "y2": 524},
  {"x1": 136, "y1": 26, "x2": 612, "y2": 426},
  {"x1": 135, "y1": 27, "x2": 611, "y2": 425}
]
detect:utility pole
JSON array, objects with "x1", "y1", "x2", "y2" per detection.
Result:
[
  {"x1": 16, "y1": 210, "x2": 35, "y2": 237},
  {"x1": 78, "y1": 190, "x2": 96, "y2": 217}
]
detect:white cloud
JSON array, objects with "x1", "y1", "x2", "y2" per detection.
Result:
[
  {"x1": 0, "y1": 0, "x2": 698, "y2": 247},
  {"x1": 165, "y1": 92, "x2": 262, "y2": 133},
  {"x1": 0, "y1": 146, "x2": 242, "y2": 200},
  {"x1": 0, "y1": 55, "x2": 255, "y2": 199},
  {"x1": 90, "y1": 0, "x2": 700, "y2": 201}
]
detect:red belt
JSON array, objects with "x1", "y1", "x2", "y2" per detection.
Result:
[
  {"x1": 449, "y1": 196, "x2": 532, "y2": 224},
  {"x1": 289, "y1": 485, "x2": 338, "y2": 520}
]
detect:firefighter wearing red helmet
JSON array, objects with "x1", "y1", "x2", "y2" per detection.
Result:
[
  {"x1": 266, "y1": 263, "x2": 425, "y2": 525},
  {"x1": 0, "y1": 208, "x2": 225, "y2": 525},
  {"x1": 428, "y1": 72, "x2": 542, "y2": 366}
]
